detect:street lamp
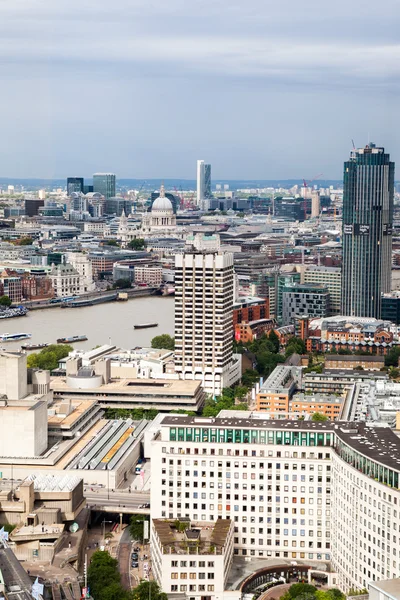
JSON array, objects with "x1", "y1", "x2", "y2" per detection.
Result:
[
  {"x1": 106, "y1": 465, "x2": 110, "y2": 501},
  {"x1": 102, "y1": 519, "x2": 113, "y2": 543}
]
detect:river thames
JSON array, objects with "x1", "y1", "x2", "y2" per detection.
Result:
[{"x1": 0, "y1": 296, "x2": 175, "y2": 350}]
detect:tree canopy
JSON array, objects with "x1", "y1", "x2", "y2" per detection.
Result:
[
  {"x1": 0, "y1": 295, "x2": 12, "y2": 307},
  {"x1": 151, "y1": 334, "x2": 175, "y2": 351},
  {"x1": 385, "y1": 346, "x2": 400, "y2": 367},
  {"x1": 16, "y1": 237, "x2": 33, "y2": 246},
  {"x1": 113, "y1": 278, "x2": 132, "y2": 289},
  {"x1": 128, "y1": 238, "x2": 145, "y2": 250},
  {"x1": 87, "y1": 550, "x2": 125, "y2": 600},
  {"x1": 26, "y1": 344, "x2": 72, "y2": 371},
  {"x1": 131, "y1": 581, "x2": 167, "y2": 600},
  {"x1": 129, "y1": 514, "x2": 149, "y2": 542},
  {"x1": 281, "y1": 583, "x2": 345, "y2": 600},
  {"x1": 311, "y1": 412, "x2": 329, "y2": 422},
  {"x1": 284, "y1": 336, "x2": 306, "y2": 357}
]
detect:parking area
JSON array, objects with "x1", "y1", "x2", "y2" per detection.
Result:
[{"x1": 129, "y1": 540, "x2": 152, "y2": 586}]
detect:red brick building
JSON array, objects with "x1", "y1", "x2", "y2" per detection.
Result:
[{"x1": 233, "y1": 296, "x2": 269, "y2": 329}]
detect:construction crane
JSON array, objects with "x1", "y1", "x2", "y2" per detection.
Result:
[
  {"x1": 174, "y1": 186, "x2": 186, "y2": 210},
  {"x1": 133, "y1": 181, "x2": 146, "y2": 213},
  {"x1": 301, "y1": 173, "x2": 323, "y2": 220}
]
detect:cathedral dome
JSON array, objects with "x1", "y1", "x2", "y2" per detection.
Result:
[
  {"x1": 152, "y1": 196, "x2": 173, "y2": 211},
  {"x1": 151, "y1": 183, "x2": 173, "y2": 212}
]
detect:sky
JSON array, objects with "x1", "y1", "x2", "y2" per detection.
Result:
[{"x1": 0, "y1": 0, "x2": 399, "y2": 180}]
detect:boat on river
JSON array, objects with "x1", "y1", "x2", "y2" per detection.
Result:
[
  {"x1": 0, "y1": 306, "x2": 28, "y2": 319},
  {"x1": 57, "y1": 335, "x2": 88, "y2": 344},
  {"x1": 0, "y1": 333, "x2": 32, "y2": 342},
  {"x1": 133, "y1": 322, "x2": 158, "y2": 329},
  {"x1": 21, "y1": 342, "x2": 50, "y2": 350}
]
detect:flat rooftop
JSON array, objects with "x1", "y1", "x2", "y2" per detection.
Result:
[
  {"x1": 370, "y1": 579, "x2": 400, "y2": 598},
  {"x1": 51, "y1": 377, "x2": 202, "y2": 396},
  {"x1": 47, "y1": 399, "x2": 99, "y2": 428},
  {"x1": 161, "y1": 416, "x2": 400, "y2": 472},
  {"x1": 153, "y1": 519, "x2": 231, "y2": 554}
]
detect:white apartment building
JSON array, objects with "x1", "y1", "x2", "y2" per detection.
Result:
[
  {"x1": 151, "y1": 518, "x2": 234, "y2": 600},
  {"x1": 134, "y1": 265, "x2": 163, "y2": 287},
  {"x1": 303, "y1": 267, "x2": 341, "y2": 315},
  {"x1": 49, "y1": 262, "x2": 88, "y2": 297},
  {"x1": 66, "y1": 252, "x2": 95, "y2": 293},
  {"x1": 174, "y1": 251, "x2": 241, "y2": 396},
  {"x1": 150, "y1": 416, "x2": 400, "y2": 593}
]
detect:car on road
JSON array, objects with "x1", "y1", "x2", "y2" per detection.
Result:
[
  {"x1": 131, "y1": 561, "x2": 139, "y2": 568},
  {"x1": 131, "y1": 554, "x2": 138, "y2": 560}
]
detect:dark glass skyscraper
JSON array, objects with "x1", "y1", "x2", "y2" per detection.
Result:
[
  {"x1": 93, "y1": 173, "x2": 116, "y2": 199},
  {"x1": 341, "y1": 144, "x2": 394, "y2": 318},
  {"x1": 67, "y1": 177, "x2": 84, "y2": 195}
]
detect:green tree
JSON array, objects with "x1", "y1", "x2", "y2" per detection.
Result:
[
  {"x1": 101, "y1": 583, "x2": 128, "y2": 600},
  {"x1": 287, "y1": 583, "x2": 317, "y2": 598},
  {"x1": 234, "y1": 385, "x2": 248, "y2": 400},
  {"x1": 17, "y1": 237, "x2": 33, "y2": 245},
  {"x1": 285, "y1": 336, "x2": 306, "y2": 357},
  {"x1": 0, "y1": 295, "x2": 12, "y2": 307},
  {"x1": 151, "y1": 334, "x2": 175, "y2": 350},
  {"x1": 105, "y1": 239, "x2": 120, "y2": 247},
  {"x1": 104, "y1": 407, "x2": 159, "y2": 421},
  {"x1": 129, "y1": 515, "x2": 148, "y2": 542},
  {"x1": 241, "y1": 369, "x2": 259, "y2": 389},
  {"x1": 113, "y1": 278, "x2": 132, "y2": 289},
  {"x1": 325, "y1": 590, "x2": 345, "y2": 600},
  {"x1": 131, "y1": 580, "x2": 167, "y2": 600},
  {"x1": 26, "y1": 344, "x2": 72, "y2": 371},
  {"x1": 311, "y1": 412, "x2": 329, "y2": 422},
  {"x1": 385, "y1": 346, "x2": 400, "y2": 367},
  {"x1": 128, "y1": 238, "x2": 145, "y2": 250},
  {"x1": 268, "y1": 329, "x2": 280, "y2": 353},
  {"x1": 87, "y1": 550, "x2": 124, "y2": 600}
]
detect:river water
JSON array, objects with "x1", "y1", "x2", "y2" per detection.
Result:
[{"x1": 0, "y1": 296, "x2": 175, "y2": 351}]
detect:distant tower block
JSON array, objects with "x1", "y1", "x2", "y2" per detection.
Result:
[{"x1": 311, "y1": 190, "x2": 320, "y2": 218}]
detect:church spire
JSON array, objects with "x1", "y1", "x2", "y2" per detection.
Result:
[{"x1": 160, "y1": 182, "x2": 165, "y2": 198}]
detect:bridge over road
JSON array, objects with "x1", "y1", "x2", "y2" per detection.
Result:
[{"x1": 85, "y1": 489, "x2": 150, "y2": 515}]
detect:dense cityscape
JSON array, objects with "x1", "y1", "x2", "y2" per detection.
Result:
[{"x1": 0, "y1": 143, "x2": 400, "y2": 600}]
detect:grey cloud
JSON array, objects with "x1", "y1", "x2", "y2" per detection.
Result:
[{"x1": 0, "y1": 0, "x2": 399, "y2": 178}]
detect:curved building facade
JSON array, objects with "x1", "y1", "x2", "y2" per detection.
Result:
[{"x1": 150, "y1": 416, "x2": 400, "y2": 594}]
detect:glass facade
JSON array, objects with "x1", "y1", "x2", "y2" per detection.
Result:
[
  {"x1": 335, "y1": 439, "x2": 399, "y2": 489},
  {"x1": 341, "y1": 144, "x2": 394, "y2": 318},
  {"x1": 204, "y1": 164, "x2": 212, "y2": 199},
  {"x1": 169, "y1": 427, "x2": 333, "y2": 447},
  {"x1": 93, "y1": 173, "x2": 116, "y2": 199},
  {"x1": 67, "y1": 177, "x2": 84, "y2": 195}
]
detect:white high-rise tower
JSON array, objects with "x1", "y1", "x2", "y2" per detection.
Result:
[{"x1": 174, "y1": 248, "x2": 240, "y2": 395}]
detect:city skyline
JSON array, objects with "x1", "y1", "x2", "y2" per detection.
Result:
[{"x1": 0, "y1": 0, "x2": 399, "y2": 179}]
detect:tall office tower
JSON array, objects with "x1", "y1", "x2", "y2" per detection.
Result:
[
  {"x1": 204, "y1": 163, "x2": 212, "y2": 198},
  {"x1": 196, "y1": 160, "x2": 212, "y2": 209},
  {"x1": 341, "y1": 144, "x2": 394, "y2": 318},
  {"x1": 311, "y1": 190, "x2": 320, "y2": 218},
  {"x1": 174, "y1": 248, "x2": 240, "y2": 395},
  {"x1": 67, "y1": 177, "x2": 84, "y2": 195},
  {"x1": 196, "y1": 160, "x2": 205, "y2": 206},
  {"x1": 93, "y1": 173, "x2": 116, "y2": 199}
]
